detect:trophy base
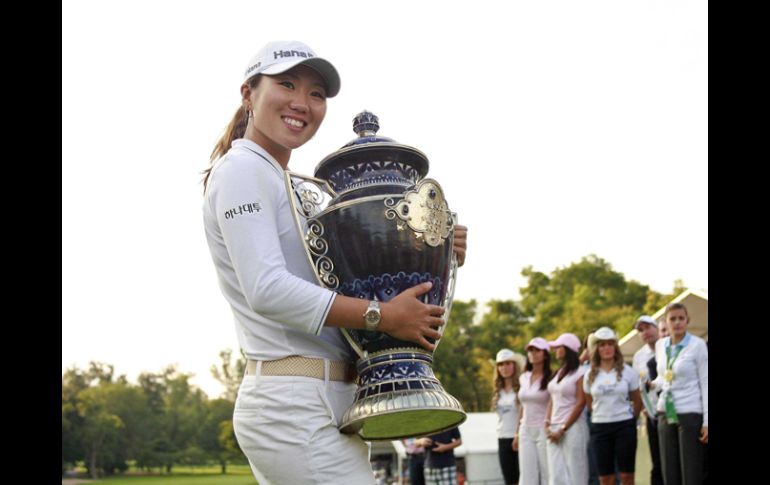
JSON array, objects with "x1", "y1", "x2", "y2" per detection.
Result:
[
  {"x1": 338, "y1": 349, "x2": 466, "y2": 440},
  {"x1": 340, "y1": 391, "x2": 466, "y2": 440}
]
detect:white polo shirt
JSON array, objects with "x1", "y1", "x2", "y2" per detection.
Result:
[
  {"x1": 203, "y1": 139, "x2": 352, "y2": 362},
  {"x1": 583, "y1": 365, "x2": 639, "y2": 423}
]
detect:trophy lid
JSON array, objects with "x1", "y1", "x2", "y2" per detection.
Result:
[{"x1": 313, "y1": 110, "x2": 429, "y2": 186}]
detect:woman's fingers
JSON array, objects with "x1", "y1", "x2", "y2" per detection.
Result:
[
  {"x1": 453, "y1": 225, "x2": 467, "y2": 267},
  {"x1": 402, "y1": 281, "x2": 433, "y2": 298},
  {"x1": 424, "y1": 327, "x2": 442, "y2": 341},
  {"x1": 417, "y1": 336, "x2": 436, "y2": 352}
]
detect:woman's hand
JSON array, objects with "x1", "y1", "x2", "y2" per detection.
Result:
[
  {"x1": 453, "y1": 224, "x2": 467, "y2": 267},
  {"x1": 512, "y1": 436, "x2": 519, "y2": 451},
  {"x1": 380, "y1": 282, "x2": 444, "y2": 351},
  {"x1": 548, "y1": 427, "x2": 565, "y2": 443},
  {"x1": 699, "y1": 426, "x2": 708, "y2": 444}
]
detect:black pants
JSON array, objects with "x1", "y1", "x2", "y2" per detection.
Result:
[
  {"x1": 408, "y1": 453, "x2": 425, "y2": 485},
  {"x1": 590, "y1": 418, "x2": 637, "y2": 475},
  {"x1": 498, "y1": 438, "x2": 520, "y2": 485},
  {"x1": 658, "y1": 413, "x2": 704, "y2": 485},
  {"x1": 646, "y1": 415, "x2": 664, "y2": 485}
]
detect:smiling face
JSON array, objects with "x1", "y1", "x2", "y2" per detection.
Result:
[{"x1": 242, "y1": 65, "x2": 328, "y2": 166}]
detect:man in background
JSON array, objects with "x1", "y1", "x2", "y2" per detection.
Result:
[{"x1": 632, "y1": 315, "x2": 664, "y2": 485}]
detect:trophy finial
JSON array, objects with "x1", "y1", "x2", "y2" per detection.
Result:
[{"x1": 353, "y1": 110, "x2": 379, "y2": 137}]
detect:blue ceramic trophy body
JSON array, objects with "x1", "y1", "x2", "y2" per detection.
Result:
[{"x1": 285, "y1": 111, "x2": 465, "y2": 440}]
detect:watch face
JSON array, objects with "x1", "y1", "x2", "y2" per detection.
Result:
[{"x1": 365, "y1": 310, "x2": 379, "y2": 325}]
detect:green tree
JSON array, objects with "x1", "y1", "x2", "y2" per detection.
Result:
[
  {"x1": 474, "y1": 299, "x2": 530, "y2": 355},
  {"x1": 519, "y1": 254, "x2": 666, "y2": 341},
  {"x1": 134, "y1": 366, "x2": 208, "y2": 474},
  {"x1": 76, "y1": 385, "x2": 125, "y2": 479},
  {"x1": 433, "y1": 299, "x2": 494, "y2": 411},
  {"x1": 62, "y1": 368, "x2": 89, "y2": 474},
  {"x1": 135, "y1": 368, "x2": 174, "y2": 472},
  {"x1": 198, "y1": 398, "x2": 238, "y2": 473},
  {"x1": 218, "y1": 420, "x2": 245, "y2": 468},
  {"x1": 161, "y1": 369, "x2": 208, "y2": 473},
  {"x1": 210, "y1": 349, "x2": 246, "y2": 401}
]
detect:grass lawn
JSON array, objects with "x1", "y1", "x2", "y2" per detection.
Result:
[
  {"x1": 77, "y1": 465, "x2": 257, "y2": 485},
  {"x1": 89, "y1": 475, "x2": 257, "y2": 485},
  {"x1": 68, "y1": 428, "x2": 654, "y2": 485},
  {"x1": 635, "y1": 425, "x2": 653, "y2": 485}
]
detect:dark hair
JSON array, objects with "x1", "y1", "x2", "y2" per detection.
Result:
[
  {"x1": 556, "y1": 347, "x2": 580, "y2": 383},
  {"x1": 201, "y1": 75, "x2": 261, "y2": 191},
  {"x1": 525, "y1": 348, "x2": 553, "y2": 391}
]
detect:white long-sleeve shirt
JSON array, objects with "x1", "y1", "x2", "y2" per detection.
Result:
[
  {"x1": 203, "y1": 139, "x2": 352, "y2": 362},
  {"x1": 653, "y1": 333, "x2": 708, "y2": 426}
]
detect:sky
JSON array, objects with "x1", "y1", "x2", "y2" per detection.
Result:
[{"x1": 62, "y1": 0, "x2": 708, "y2": 398}]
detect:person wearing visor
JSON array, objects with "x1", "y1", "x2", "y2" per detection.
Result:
[
  {"x1": 584, "y1": 327, "x2": 642, "y2": 485},
  {"x1": 201, "y1": 40, "x2": 468, "y2": 484},
  {"x1": 631, "y1": 315, "x2": 664, "y2": 485},
  {"x1": 517, "y1": 338, "x2": 553, "y2": 485},
  {"x1": 493, "y1": 348, "x2": 527, "y2": 485},
  {"x1": 545, "y1": 333, "x2": 589, "y2": 485},
  {"x1": 652, "y1": 303, "x2": 708, "y2": 485}
]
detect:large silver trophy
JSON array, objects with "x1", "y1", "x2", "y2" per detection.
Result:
[{"x1": 285, "y1": 111, "x2": 466, "y2": 440}]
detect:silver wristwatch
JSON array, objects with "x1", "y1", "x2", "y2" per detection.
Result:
[{"x1": 363, "y1": 300, "x2": 382, "y2": 331}]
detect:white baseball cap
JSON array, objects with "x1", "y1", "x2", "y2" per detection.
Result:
[
  {"x1": 634, "y1": 315, "x2": 657, "y2": 330},
  {"x1": 242, "y1": 40, "x2": 341, "y2": 97}
]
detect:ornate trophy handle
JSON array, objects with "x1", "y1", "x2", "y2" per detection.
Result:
[
  {"x1": 283, "y1": 171, "x2": 341, "y2": 289},
  {"x1": 434, "y1": 211, "x2": 459, "y2": 351}
]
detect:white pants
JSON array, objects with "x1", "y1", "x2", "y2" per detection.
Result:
[
  {"x1": 546, "y1": 420, "x2": 589, "y2": 485},
  {"x1": 233, "y1": 367, "x2": 374, "y2": 485},
  {"x1": 519, "y1": 425, "x2": 549, "y2": 485}
]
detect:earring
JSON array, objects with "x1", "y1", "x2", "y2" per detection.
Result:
[{"x1": 245, "y1": 106, "x2": 253, "y2": 119}]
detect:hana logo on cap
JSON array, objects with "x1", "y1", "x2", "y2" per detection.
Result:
[{"x1": 243, "y1": 40, "x2": 341, "y2": 97}]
